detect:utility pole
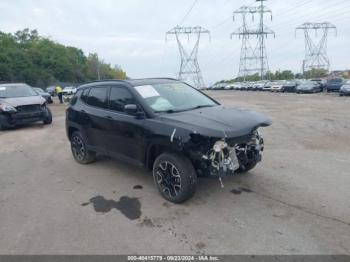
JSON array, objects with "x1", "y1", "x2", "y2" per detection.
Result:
[
  {"x1": 258, "y1": 0, "x2": 266, "y2": 80},
  {"x1": 166, "y1": 26, "x2": 210, "y2": 89},
  {"x1": 296, "y1": 22, "x2": 337, "y2": 74},
  {"x1": 232, "y1": 0, "x2": 274, "y2": 80},
  {"x1": 97, "y1": 61, "x2": 101, "y2": 80}
]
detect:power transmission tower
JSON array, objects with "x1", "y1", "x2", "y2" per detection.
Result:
[
  {"x1": 166, "y1": 26, "x2": 210, "y2": 89},
  {"x1": 232, "y1": 0, "x2": 274, "y2": 80},
  {"x1": 296, "y1": 22, "x2": 337, "y2": 73}
]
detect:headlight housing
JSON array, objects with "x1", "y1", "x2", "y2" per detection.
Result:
[{"x1": 0, "y1": 102, "x2": 17, "y2": 113}]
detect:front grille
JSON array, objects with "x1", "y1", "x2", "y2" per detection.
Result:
[{"x1": 16, "y1": 105, "x2": 42, "y2": 113}]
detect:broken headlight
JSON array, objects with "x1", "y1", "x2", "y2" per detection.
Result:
[
  {"x1": 0, "y1": 102, "x2": 17, "y2": 113},
  {"x1": 209, "y1": 140, "x2": 240, "y2": 187}
]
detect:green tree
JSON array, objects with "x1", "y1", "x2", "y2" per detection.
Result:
[
  {"x1": 303, "y1": 68, "x2": 328, "y2": 79},
  {"x1": 0, "y1": 28, "x2": 128, "y2": 87}
]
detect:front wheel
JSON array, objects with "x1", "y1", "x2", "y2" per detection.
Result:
[
  {"x1": 43, "y1": 107, "x2": 52, "y2": 125},
  {"x1": 70, "y1": 131, "x2": 96, "y2": 164},
  {"x1": 47, "y1": 97, "x2": 53, "y2": 104},
  {"x1": 153, "y1": 152, "x2": 197, "y2": 203},
  {"x1": 236, "y1": 159, "x2": 258, "y2": 173},
  {"x1": 0, "y1": 114, "x2": 12, "y2": 130}
]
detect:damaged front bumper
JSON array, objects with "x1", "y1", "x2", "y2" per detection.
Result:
[{"x1": 195, "y1": 130, "x2": 265, "y2": 187}]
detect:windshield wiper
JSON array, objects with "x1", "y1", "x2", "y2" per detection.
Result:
[
  {"x1": 154, "y1": 109, "x2": 181, "y2": 114},
  {"x1": 187, "y1": 104, "x2": 215, "y2": 110},
  {"x1": 155, "y1": 105, "x2": 215, "y2": 114}
]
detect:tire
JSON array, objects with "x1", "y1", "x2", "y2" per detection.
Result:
[
  {"x1": 0, "y1": 117, "x2": 6, "y2": 131},
  {"x1": 0, "y1": 114, "x2": 11, "y2": 130},
  {"x1": 236, "y1": 159, "x2": 258, "y2": 173},
  {"x1": 70, "y1": 131, "x2": 96, "y2": 164},
  {"x1": 43, "y1": 107, "x2": 52, "y2": 125},
  {"x1": 153, "y1": 152, "x2": 197, "y2": 203}
]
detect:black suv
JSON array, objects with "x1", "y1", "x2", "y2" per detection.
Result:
[{"x1": 66, "y1": 79, "x2": 271, "y2": 203}]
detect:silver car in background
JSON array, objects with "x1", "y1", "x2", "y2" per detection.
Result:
[{"x1": 339, "y1": 81, "x2": 350, "y2": 96}]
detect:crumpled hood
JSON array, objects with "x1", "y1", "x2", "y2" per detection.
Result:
[
  {"x1": 159, "y1": 106, "x2": 272, "y2": 138},
  {"x1": 0, "y1": 96, "x2": 45, "y2": 107}
]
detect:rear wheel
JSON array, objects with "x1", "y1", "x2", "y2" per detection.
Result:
[
  {"x1": 70, "y1": 131, "x2": 96, "y2": 164},
  {"x1": 153, "y1": 152, "x2": 197, "y2": 203}
]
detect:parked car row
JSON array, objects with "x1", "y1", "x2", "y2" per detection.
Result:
[{"x1": 209, "y1": 78, "x2": 349, "y2": 95}]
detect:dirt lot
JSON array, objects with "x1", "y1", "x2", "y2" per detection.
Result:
[{"x1": 0, "y1": 91, "x2": 350, "y2": 254}]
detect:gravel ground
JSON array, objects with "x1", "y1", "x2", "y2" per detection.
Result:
[{"x1": 0, "y1": 91, "x2": 349, "y2": 255}]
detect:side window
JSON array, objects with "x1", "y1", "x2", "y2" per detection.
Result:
[
  {"x1": 70, "y1": 89, "x2": 82, "y2": 105},
  {"x1": 87, "y1": 87, "x2": 108, "y2": 109},
  {"x1": 81, "y1": 88, "x2": 90, "y2": 103},
  {"x1": 109, "y1": 86, "x2": 136, "y2": 112}
]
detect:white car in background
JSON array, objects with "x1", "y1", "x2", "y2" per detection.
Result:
[
  {"x1": 270, "y1": 80, "x2": 287, "y2": 92},
  {"x1": 262, "y1": 81, "x2": 273, "y2": 91},
  {"x1": 62, "y1": 86, "x2": 77, "y2": 95},
  {"x1": 225, "y1": 83, "x2": 242, "y2": 90},
  {"x1": 253, "y1": 81, "x2": 269, "y2": 91}
]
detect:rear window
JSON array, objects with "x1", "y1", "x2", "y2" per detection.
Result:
[
  {"x1": 0, "y1": 84, "x2": 37, "y2": 98},
  {"x1": 81, "y1": 88, "x2": 90, "y2": 103},
  {"x1": 87, "y1": 87, "x2": 108, "y2": 109},
  {"x1": 70, "y1": 89, "x2": 83, "y2": 106}
]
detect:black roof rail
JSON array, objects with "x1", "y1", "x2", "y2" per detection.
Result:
[{"x1": 78, "y1": 77, "x2": 179, "y2": 86}]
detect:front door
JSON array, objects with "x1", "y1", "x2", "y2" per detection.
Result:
[{"x1": 105, "y1": 85, "x2": 146, "y2": 166}]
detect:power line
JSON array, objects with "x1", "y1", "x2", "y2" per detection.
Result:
[{"x1": 179, "y1": 0, "x2": 198, "y2": 25}]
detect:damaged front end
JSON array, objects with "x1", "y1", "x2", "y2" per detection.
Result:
[{"x1": 187, "y1": 130, "x2": 265, "y2": 187}]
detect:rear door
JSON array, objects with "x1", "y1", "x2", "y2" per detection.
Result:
[
  {"x1": 84, "y1": 85, "x2": 110, "y2": 151},
  {"x1": 105, "y1": 85, "x2": 146, "y2": 166}
]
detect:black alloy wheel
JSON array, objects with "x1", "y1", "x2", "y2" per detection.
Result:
[{"x1": 155, "y1": 161, "x2": 182, "y2": 198}]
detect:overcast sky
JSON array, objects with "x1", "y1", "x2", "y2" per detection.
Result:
[{"x1": 0, "y1": 0, "x2": 349, "y2": 85}]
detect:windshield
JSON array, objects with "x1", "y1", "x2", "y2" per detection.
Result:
[
  {"x1": 134, "y1": 82, "x2": 218, "y2": 113},
  {"x1": 34, "y1": 88, "x2": 44, "y2": 94},
  {"x1": 0, "y1": 84, "x2": 37, "y2": 98}
]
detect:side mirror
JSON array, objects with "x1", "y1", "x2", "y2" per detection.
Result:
[{"x1": 124, "y1": 104, "x2": 145, "y2": 119}]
